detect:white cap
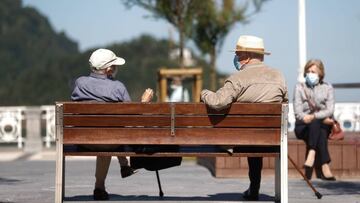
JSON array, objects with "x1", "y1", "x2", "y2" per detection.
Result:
[{"x1": 89, "y1": 48, "x2": 125, "y2": 70}]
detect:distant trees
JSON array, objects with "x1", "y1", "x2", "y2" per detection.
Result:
[
  {"x1": 0, "y1": 0, "x2": 266, "y2": 105},
  {"x1": 0, "y1": 0, "x2": 211, "y2": 105},
  {"x1": 124, "y1": 0, "x2": 268, "y2": 90},
  {"x1": 124, "y1": 0, "x2": 200, "y2": 68},
  {"x1": 0, "y1": 0, "x2": 78, "y2": 105},
  {"x1": 192, "y1": 0, "x2": 267, "y2": 90}
]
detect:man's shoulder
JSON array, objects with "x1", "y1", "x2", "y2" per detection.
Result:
[
  {"x1": 110, "y1": 79, "x2": 126, "y2": 88},
  {"x1": 74, "y1": 76, "x2": 89, "y2": 85}
]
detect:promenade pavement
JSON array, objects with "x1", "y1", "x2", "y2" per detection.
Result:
[{"x1": 0, "y1": 148, "x2": 359, "y2": 203}]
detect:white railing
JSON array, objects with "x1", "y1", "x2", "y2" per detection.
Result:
[
  {"x1": 0, "y1": 106, "x2": 26, "y2": 148},
  {"x1": 41, "y1": 105, "x2": 56, "y2": 148},
  {"x1": 288, "y1": 103, "x2": 360, "y2": 132}
]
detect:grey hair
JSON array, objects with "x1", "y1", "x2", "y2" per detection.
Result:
[{"x1": 91, "y1": 67, "x2": 106, "y2": 74}]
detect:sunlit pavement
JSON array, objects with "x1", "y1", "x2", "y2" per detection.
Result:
[{"x1": 0, "y1": 150, "x2": 359, "y2": 203}]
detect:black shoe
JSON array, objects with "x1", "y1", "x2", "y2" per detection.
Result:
[
  {"x1": 93, "y1": 188, "x2": 109, "y2": 200},
  {"x1": 242, "y1": 188, "x2": 259, "y2": 201},
  {"x1": 304, "y1": 165, "x2": 313, "y2": 180},
  {"x1": 320, "y1": 174, "x2": 336, "y2": 181},
  {"x1": 121, "y1": 166, "x2": 137, "y2": 178}
]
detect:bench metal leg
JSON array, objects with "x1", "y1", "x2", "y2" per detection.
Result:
[
  {"x1": 275, "y1": 154, "x2": 288, "y2": 202},
  {"x1": 55, "y1": 147, "x2": 64, "y2": 202},
  {"x1": 55, "y1": 104, "x2": 64, "y2": 203},
  {"x1": 276, "y1": 104, "x2": 288, "y2": 202},
  {"x1": 156, "y1": 170, "x2": 164, "y2": 198},
  {"x1": 275, "y1": 155, "x2": 281, "y2": 201}
]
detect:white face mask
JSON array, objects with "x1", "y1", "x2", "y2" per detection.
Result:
[
  {"x1": 233, "y1": 55, "x2": 241, "y2": 71},
  {"x1": 170, "y1": 84, "x2": 179, "y2": 89},
  {"x1": 305, "y1": 73, "x2": 319, "y2": 86}
]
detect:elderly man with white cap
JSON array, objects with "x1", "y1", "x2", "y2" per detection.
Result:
[
  {"x1": 201, "y1": 35, "x2": 288, "y2": 200},
  {"x1": 71, "y1": 48, "x2": 153, "y2": 200}
]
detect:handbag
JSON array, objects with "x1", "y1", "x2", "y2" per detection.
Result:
[
  {"x1": 329, "y1": 120, "x2": 344, "y2": 140},
  {"x1": 301, "y1": 84, "x2": 344, "y2": 140}
]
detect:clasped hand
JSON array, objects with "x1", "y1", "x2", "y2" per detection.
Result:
[
  {"x1": 141, "y1": 88, "x2": 154, "y2": 102},
  {"x1": 303, "y1": 114, "x2": 334, "y2": 125},
  {"x1": 303, "y1": 114, "x2": 315, "y2": 124}
]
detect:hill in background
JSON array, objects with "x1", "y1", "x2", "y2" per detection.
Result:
[{"x1": 0, "y1": 0, "x2": 212, "y2": 105}]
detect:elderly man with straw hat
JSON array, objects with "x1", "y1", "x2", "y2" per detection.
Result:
[{"x1": 201, "y1": 35, "x2": 288, "y2": 200}]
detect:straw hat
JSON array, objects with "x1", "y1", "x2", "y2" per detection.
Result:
[{"x1": 233, "y1": 35, "x2": 270, "y2": 55}]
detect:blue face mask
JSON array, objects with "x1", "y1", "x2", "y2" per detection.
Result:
[
  {"x1": 233, "y1": 55, "x2": 241, "y2": 71},
  {"x1": 305, "y1": 73, "x2": 319, "y2": 87}
]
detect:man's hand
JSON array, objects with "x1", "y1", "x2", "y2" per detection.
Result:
[
  {"x1": 303, "y1": 114, "x2": 315, "y2": 124},
  {"x1": 141, "y1": 88, "x2": 154, "y2": 102}
]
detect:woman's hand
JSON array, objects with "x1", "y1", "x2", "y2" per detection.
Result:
[
  {"x1": 141, "y1": 88, "x2": 154, "y2": 102},
  {"x1": 322, "y1": 117, "x2": 334, "y2": 125},
  {"x1": 303, "y1": 114, "x2": 315, "y2": 124}
]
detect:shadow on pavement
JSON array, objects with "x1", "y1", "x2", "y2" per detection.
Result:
[
  {"x1": 65, "y1": 192, "x2": 275, "y2": 201},
  {"x1": 313, "y1": 180, "x2": 360, "y2": 196},
  {"x1": 0, "y1": 177, "x2": 22, "y2": 185}
]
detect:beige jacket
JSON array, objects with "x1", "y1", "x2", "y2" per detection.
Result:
[{"x1": 201, "y1": 62, "x2": 288, "y2": 110}]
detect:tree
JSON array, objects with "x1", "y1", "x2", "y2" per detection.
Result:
[
  {"x1": 124, "y1": 0, "x2": 199, "y2": 68},
  {"x1": 192, "y1": 0, "x2": 267, "y2": 90}
]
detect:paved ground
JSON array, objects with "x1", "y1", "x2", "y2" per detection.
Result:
[{"x1": 0, "y1": 149, "x2": 360, "y2": 203}]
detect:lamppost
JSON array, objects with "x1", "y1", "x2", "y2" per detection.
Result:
[{"x1": 298, "y1": 0, "x2": 306, "y2": 83}]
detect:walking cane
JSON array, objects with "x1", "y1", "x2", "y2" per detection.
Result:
[{"x1": 288, "y1": 155, "x2": 322, "y2": 199}]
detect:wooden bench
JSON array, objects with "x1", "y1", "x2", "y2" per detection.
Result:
[{"x1": 55, "y1": 102, "x2": 289, "y2": 202}]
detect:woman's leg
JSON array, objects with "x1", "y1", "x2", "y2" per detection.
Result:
[
  {"x1": 304, "y1": 149, "x2": 316, "y2": 167},
  {"x1": 306, "y1": 119, "x2": 322, "y2": 150},
  {"x1": 316, "y1": 126, "x2": 331, "y2": 165},
  {"x1": 317, "y1": 125, "x2": 334, "y2": 178}
]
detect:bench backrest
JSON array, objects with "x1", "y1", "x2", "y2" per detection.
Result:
[{"x1": 57, "y1": 102, "x2": 287, "y2": 146}]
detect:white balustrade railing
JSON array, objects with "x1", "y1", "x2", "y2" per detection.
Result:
[
  {"x1": 288, "y1": 103, "x2": 360, "y2": 132},
  {"x1": 40, "y1": 105, "x2": 56, "y2": 148},
  {"x1": 0, "y1": 106, "x2": 26, "y2": 148}
]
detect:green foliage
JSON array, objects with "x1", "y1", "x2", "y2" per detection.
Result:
[
  {"x1": 124, "y1": 0, "x2": 268, "y2": 90},
  {"x1": 0, "y1": 0, "x2": 212, "y2": 105},
  {"x1": 0, "y1": 0, "x2": 78, "y2": 105},
  {"x1": 124, "y1": 0, "x2": 201, "y2": 67},
  {"x1": 191, "y1": 0, "x2": 267, "y2": 90}
]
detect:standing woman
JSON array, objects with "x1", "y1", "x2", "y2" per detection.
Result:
[{"x1": 293, "y1": 59, "x2": 336, "y2": 181}]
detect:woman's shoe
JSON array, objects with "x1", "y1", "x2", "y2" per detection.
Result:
[
  {"x1": 320, "y1": 174, "x2": 336, "y2": 181},
  {"x1": 304, "y1": 165, "x2": 313, "y2": 180}
]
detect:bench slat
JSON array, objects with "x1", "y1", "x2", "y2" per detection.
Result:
[
  {"x1": 63, "y1": 128, "x2": 280, "y2": 145},
  {"x1": 62, "y1": 102, "x2": 171, "y2": 114},
  {"x1": 176, "y1": 115, "x2": 281, "y2": 127},
  {"x1": 61, "y1": 102, "x2": 283, "y2": 115},
  {"x1": 63, "y1": 151, "x2": 279, "y2": 157},
  {"x1": 64, "y1": 115, "x2": 171, "y2": 127},
  {"x1": 63, "y1": 115, "x2": 281, "y2": 127},
  {"x1": 175, "y1": 103, "x2": 282, "y2": 115}
]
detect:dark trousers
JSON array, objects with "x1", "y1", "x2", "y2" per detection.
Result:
[
  {"x1": 294, "y1": 119, "x2": 331, "y2": 165},
  {"x1": 248, "y1": 157, "x2": 262, "y2": 193}
]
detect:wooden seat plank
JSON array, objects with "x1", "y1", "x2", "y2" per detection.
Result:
[
  {"x1": 63, "y1": 128, "x2": 280, "y2": 145},
  {"x1": 63, "y1": 115, "x2": 281, "y2": 128}
]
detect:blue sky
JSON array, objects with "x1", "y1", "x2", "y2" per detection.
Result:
[{"x1": 22, "y1": 0, "x2": 360, "y2": 101}]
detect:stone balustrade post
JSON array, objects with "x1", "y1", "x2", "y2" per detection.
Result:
[{"x1": 24, "y1": 107, "x2": 42, "y2": 153}]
